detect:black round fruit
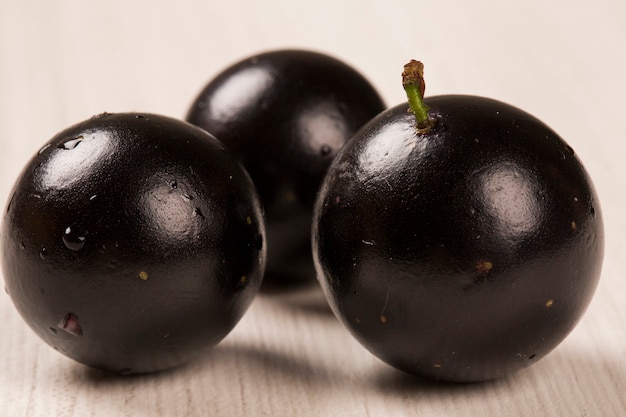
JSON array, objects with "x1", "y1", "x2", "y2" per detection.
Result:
[
  {"x1": 2, "y1": 112, "x2": 266, "y2": 374},
  {"x1": 312, "y1": 62, "x2": 604, "y2": 382},
  {"x1": 186, "y1": 49, "x2": 385, "y2": 286}
]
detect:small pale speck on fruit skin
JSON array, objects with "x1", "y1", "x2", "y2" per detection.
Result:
[
  {"x1": 139, "y1": 271, "x2": 149, "y2": 280},
  {"x1": 546, "y1": 299, "x2": 554, "y2": 308},
  {"x1": 476, "y1": 260, "x2": 493, "y2": 275}
]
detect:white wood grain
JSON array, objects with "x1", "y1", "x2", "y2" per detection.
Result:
[{"x1": 1, "y1": 1, "x2": 625, "y2": 416}]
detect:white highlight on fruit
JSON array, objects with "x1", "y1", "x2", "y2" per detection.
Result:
[{"x1": 478, "y1": 162, "x2": 541, "y2": 241}]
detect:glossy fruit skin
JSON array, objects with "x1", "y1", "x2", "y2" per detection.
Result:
[
  {"x1": 312, "y1": 95, "x2": 604, "y2": 382},
  {"x1": 2, "y1": 113, "x2": 266, "y2": 374},
  {"x1": 186, "y1": 49, "x2": 385, "y2": 286}
]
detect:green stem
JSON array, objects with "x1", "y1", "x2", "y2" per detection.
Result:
[{"x1": 402, "y1": 60, "x2": 432, "y2": 130}]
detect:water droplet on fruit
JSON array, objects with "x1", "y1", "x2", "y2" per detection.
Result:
[
  {"x1": 181, "y1": 193, "x2": 192, "y2": 201},
  {"x1": 321, "y1": 144, "x2": 332, "y2": 155},
  {"x1": 193, "y1": 207, "x2": 205, "y2": 220},
  {"x1": 60, "y1": 136, "x2": 84, "y2": 150},
  {"x1": 48, "y1": 327, "x2": 58, "y2": 334},
  {"x1": 565, "y1": 144, "x2": 575, "y2": 155},
  {"x1": 40, "y1": 247, "x2": 48, "y2": 260},
  {"x1": 19, "y1": 241, "x2": 25, "y2": 250},
  {"x1": 169, "y1": 180, "x2": 178, "y2": 189},
  {"x1": 135, "y1": 114, "x2": 145, "y2": 119},
  {"x1": 57, "y1": 313, "x2": 83, "y2": 336},
  {"x1": 528, "y1": 354, "x2": 537, "y2": 360},
  {"x1": 590, "y1": 205, "x2": 596, "y2": 217},
  {"x1": 558, "y1": 151, "x2": 566, "y2": 160},
  {"x1": 63, "y1": 227, "x2": 86, "y2": 251},
  {"x1": 89, "y1": 194, "x2": 98, "y2": 201}
]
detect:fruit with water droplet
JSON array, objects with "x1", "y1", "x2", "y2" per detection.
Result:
[
  {"x1": 186, "y1": 49, "x2": 385, "y2": 287},
  {"x1": 312, "y1": 61, "x2": 604, "y2": 382},
  {"x1": 62, "y1": 226, "x2": 87, "y2": 251},
  {"x1": 1, "y1": 112, "x2": 266, "y2": 374}
]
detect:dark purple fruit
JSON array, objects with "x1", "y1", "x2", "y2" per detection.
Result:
[
  {"x1": 2, "y1": 113, "x2": 266, "y2": 374},
  {"x1": 312, "y1": 61, "x2": 604, "y2": 382},
  {"x1": 186, "y1": 49, "x2": 385, "y2": 287}
]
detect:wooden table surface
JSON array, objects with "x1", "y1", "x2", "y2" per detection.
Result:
[{"x1": 1, "y1": 1, "x2": 625, "y2": 416}]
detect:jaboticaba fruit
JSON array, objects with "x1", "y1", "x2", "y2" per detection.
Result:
[
  {"x1": 312, "y1": 61, "x2": 604, "y2": 382},
  {"x1": 2, "y1": 112, "x2": 266, "y2": 374},
  {"x1": 186, "y1": 49, "x2": 385, "y2": 287}
]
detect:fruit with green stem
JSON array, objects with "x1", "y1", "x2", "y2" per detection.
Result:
[{"x1": 312, "y1": 61, "x2": 604, "y2": 382}]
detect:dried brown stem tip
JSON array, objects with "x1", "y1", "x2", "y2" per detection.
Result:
[{"x1": 402, "y1": 60, "x2": 426, "y2": 98}]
